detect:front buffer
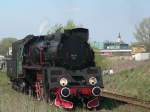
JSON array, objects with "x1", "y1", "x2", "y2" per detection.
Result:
[
  {"x1": 54, "y1": 86, "x2": 101, "y2": 109},
  {"x1": 45, "y1": 67, "x2": 103, "y2": 109}
]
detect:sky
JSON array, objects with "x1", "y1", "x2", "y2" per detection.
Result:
[{"x1": 0, "y1": 0, "x2": 150, "y2": 43}]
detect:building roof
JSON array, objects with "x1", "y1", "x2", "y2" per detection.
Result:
[{"x1": 100, "y1": 49, "x2": 132, "y2": 52}]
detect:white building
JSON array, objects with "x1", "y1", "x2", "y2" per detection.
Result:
[{"x1": 132, "y1": 53, "x2": 150, "y2": 61}]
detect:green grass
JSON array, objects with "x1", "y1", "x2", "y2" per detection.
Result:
[
  {"x1": 103, "y1": 61, "x2": 150, "y2": 101},
  {"x1": 1, "y1": 71, "x2": 150, "y2": 112},
  {"x1": 0, "y1": 72, "x2": 50, "y2": 112},
  {"x1": 95, "y1": 55, "x2": 110, "y2": 69},
  {"x1": 0, "y1": 72, "x2": 89, "y2": 112}
]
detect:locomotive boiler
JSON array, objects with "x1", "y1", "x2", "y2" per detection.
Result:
[{"x1": 7, "y1": 28, "x2": 103, "y2": 109}]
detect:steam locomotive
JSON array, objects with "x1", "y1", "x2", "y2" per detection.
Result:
[{"x1": 7, "y1": 28, "x2": 103, "y2": 109}]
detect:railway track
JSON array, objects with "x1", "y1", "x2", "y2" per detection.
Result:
[{"x1": 101, "y1": 90, "x2": 150, "y2": 109}]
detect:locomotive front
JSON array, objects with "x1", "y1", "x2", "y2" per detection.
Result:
[{"x1": 45, "y1": 28, "x2": 104, "y2": 109}]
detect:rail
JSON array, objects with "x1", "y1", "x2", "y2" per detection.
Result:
[{"x1": 101, "y1": 90, "x2": 150, "y2": 109}]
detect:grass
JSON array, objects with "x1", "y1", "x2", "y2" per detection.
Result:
[
  {"x1": 0, "y1": 72, "x2": 150, "y2": 112},
  {"x1": 103, "y1": 61, "x2": 150, "y2": 101},
  {"x1": 0, "y1": 72, "x2": 50, "y2": 112},
  {"x1": 95, "y1": 55, "x2": 110, "y2": 69},
  {"x1": 0, "y1": 72, "x2": 90, "y2": 112}
]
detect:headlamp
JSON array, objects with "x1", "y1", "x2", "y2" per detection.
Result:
[
  {"x1": 89, "y1": 77, "x2": 97, "y2": 85},
  {"x1": 60, "y1": 77, "x2": 68, "y2": 86}
]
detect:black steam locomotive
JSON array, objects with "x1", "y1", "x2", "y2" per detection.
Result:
[{"x1": 7, "y1": 28, "x2": 103, "y2": 109}]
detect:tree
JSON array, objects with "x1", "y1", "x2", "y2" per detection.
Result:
[
  {"x1": 63, "y1": 20, "x2": 76, "y2": 30},
  {"x1": 47, "y1": 24, "x2": 63, "y2": 34},
  {"x1": 0, "y1": 38, "x2": 17, "y2": 56},
  {"x1": 134, "y1": 17, "x2": 150, "y2": 51},
  {"x1": 47, "y1": 20, "x2": 78, "y2": 34}
]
